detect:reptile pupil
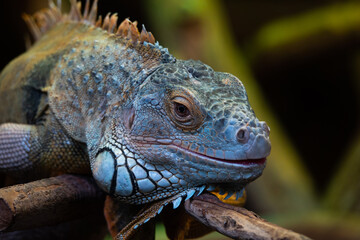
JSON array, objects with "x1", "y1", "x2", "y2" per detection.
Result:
[{"x1": 174, "y1": 103, "x2": 190, "y2": 118}]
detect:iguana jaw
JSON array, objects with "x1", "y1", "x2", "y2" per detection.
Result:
[
  {"x1": 116, "y1": 185, "x2": 208, "y2": 239},
  {"x1": 116, "y1": 184, "x2": 246, "y2": 239}
]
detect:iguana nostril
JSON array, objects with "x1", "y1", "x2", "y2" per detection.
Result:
[{"x1": 236, "y1": 127, "x2": 249, "y2": 143}]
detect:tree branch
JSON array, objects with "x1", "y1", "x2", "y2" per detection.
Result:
[
  {"x1": 184, "y1": 193, "x2": 311, "y2": 240},
  {"x1": 0, "y1": 174, "x2": 105, "y2": 232},
  {"x1": 0, "y1": 175, "x2": 312, "y2": 240}
]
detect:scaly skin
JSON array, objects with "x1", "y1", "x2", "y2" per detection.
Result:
[{"x1": 0, "y1": 0, "x2": 270, "y2": 214}]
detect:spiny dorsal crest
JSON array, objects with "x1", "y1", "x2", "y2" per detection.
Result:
[{"x1": 22, "y1": 0, "x2": 156, "y2": 45}]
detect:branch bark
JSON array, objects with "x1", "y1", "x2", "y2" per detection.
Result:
[
  {"x1": 184, "y1": 193, "x2": 311, "y2": 240},
  {"x1": 0, "y1": 175, "x2": 312, "y2": 240},
  {"x1": 0, "y1": 174, "x2": 105, "y2": 232}
]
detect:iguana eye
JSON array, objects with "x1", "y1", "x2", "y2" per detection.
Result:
[
  {"x1": 171, "y1": 97, "x2": 193, "y2": 124},
  {"x1": 173, "y1": 102, "x2": 191, "y2": 120},
  {"x1": 175, "y1": 103, "x2": 188, "y2": 116},
  {"x1": 167, "y1": 93, "x2": 204, "y2": 130}
]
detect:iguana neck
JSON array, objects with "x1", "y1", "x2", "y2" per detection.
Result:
[{"x1": 44, "y1": 22, "x2": 173, "y2": 145}]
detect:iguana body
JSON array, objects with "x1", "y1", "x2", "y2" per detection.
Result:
[{"x1": 0, "y1": 0, "x2": 270, "y2": 227}]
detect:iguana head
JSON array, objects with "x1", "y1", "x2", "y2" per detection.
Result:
[
  {"x1": 93, "y1": 59, "x2": 270, "y2": 204},
  {"x1": 20, "y1": 0, "x2": 269, "y2": 206}
]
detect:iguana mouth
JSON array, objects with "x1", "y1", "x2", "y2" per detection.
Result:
[
  {"x1": 216, "y1": 157, "x2": 266, "y2": 165},
  {"x1": 133, "y1": 138, "x2": 267, "y2": 166},
  {"x1": 168, "y1": 145, "x2": 266, "y2": 166}
]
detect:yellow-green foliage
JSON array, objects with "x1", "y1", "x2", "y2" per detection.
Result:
[{"x1": 253, "y1": 2, "x2": 360, "y2": 52}]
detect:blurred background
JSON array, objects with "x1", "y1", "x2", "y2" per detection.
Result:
[{"x1": 0, "y1": 0, "x2": 359, "y2": 239}]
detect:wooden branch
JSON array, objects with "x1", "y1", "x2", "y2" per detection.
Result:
[
  {"x1": 0, "y1": 174, "x2": 105, "y2": 232},
  {"x1": 0, "y1": 175, "x2": 312, "y2": 240},
  {"x1": 184, "y1": 193, "x2": 311, "y2": 240}
]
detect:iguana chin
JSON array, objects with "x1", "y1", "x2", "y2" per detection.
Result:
[{"x1": 0, "y1": 0, "x2": 270, "y2": 232}]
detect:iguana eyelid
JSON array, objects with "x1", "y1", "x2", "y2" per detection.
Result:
[{"x1": 171, "y1": 96, "x2": 191, "y2": 107}]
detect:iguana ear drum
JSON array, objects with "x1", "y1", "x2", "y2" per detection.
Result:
[{"x1": 120, "y1": 107, "x2": 135, "y2": 131}]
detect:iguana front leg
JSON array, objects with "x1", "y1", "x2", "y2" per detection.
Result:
[
  {"x1": 0, "y1": 123, "x2": 40, "y2": 173},
  {"x1": 0, "y1": 117, "x2": 90, "y2": 177}
]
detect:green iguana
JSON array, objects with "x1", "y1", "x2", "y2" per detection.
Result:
[{"x1": 0, "y1": 0, "x2": 271, "y2": 237}]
